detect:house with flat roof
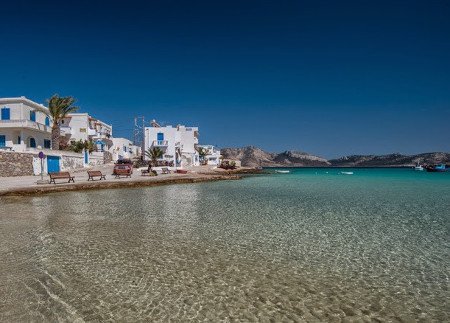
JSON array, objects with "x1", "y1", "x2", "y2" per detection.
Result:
[
  {"x1": 60, "y1": 113, "x2": 113, "y2": 152},
  {"x1": 197, "y1": 144, "x2": 222, "y2": 166},
  {"x1": 144, "y1": 120, "x2": 200, "y2": 168},
  {"x1": 0, "y1": 97, "x2": 52, "y2": 152}
]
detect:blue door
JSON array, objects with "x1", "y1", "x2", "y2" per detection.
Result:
[
  {"x1": 0, "y1": 135, "x2": 5, "y2": 147},
  {"x1": 84, "y1": 151, "x2": 89, "y2": 164},
  {"x1": 47, "y1": 156, "x2": 60, "y2": 173}
]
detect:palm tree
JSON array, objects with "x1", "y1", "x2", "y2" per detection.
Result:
[
  {"x1": 145, "y1": 147, "x2": 164, "y2": 166},
  {"x1": 47, "y1": 94, "x2": 79, "y2": 150}
]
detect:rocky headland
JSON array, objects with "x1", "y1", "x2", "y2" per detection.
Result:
[{"x1": 221, "y1": 146, "x2": 450, "y2": 168}]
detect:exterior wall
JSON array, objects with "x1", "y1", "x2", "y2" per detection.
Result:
[
  {"x1": 198, "y1": 145, "x2": 221, "y2": 165},
  {"x1": 0, "y1": 97, "x2": 52, "y2": 152},
  {"x1": 0, "y1": 151, "x2": 34, "y2": 176},
  {"x1": 62, "y1": 113, "x2": 113, "y2": 152},
  {"x1": 144, "y1": 124, "x2": 200, "y2": 167},
  {"x1": 110, "y1": 137, "x2": 140, "y2": 161}
]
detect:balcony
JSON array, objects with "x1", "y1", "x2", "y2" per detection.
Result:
[
  {"x1": 88, "y1": 128, "x2": 97, "y2": 136},
  {"x1": 152, "y1": 140, "x2": 168, "y2": 147},
  {"x1": 0, "y1": 119, "x2": 51, "y2": 133},
  {"x1": 60, "y1": 126, "x2": 72, "y2": 136}
]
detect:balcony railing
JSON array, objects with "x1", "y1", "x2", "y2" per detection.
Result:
[
  {"x1": 0, "y1": 119, "x2": 51, "y2": 133},
  {"x1": 152, "y1": 140, "x2": 168, "y2": 147},
  {"x1": 60, "y1": 126, "x2": 72, "y2": 136}
]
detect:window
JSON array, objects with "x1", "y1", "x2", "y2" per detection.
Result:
[
  {"x1": 30, "y1": 111, "x2": 36, "y2": 122},
  {"x1": 157, "y1": 132, "x2": 164, "y2": 141},
  {"x1": 44, "y1": 139, "x2": 51, "y2": 149},
  {"x1": 17, "y1": 136, "x2": 21, "y2": 144},
  {"x1": 45, "y1": 117, "x2": 50, "y2": 126},
  {"x1": 123, "y1": 146, "x2": 127, "y2": 152},
  {"x1": 29, "y1": 137, "x2": 36, "y2": 148},
  {"x1": 0, "y1": 135, "x2": 5, "y2": 147},
  {"x1": 1, "y1": 107, "x2": 10, "y2": 120}
]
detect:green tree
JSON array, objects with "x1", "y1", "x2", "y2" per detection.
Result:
[
  {"x1": 196, "y1": 147, "x2": 207, "y2": 162},
  {"x1": 47, "y1": 94, "x2": 78, "y2": 150},
  {"x1": 145, "y1": 147, "x2": 164, "y2": 166}
]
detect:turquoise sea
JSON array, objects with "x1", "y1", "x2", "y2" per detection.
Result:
[{"x1": 0, "y1": 168, "x2": 449, "y2": 321}]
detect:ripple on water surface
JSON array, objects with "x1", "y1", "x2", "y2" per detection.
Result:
[{"x1": 0, "y1": 169, "x2": 449, "y2": 321}]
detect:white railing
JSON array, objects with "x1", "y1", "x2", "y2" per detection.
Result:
[
  {"x1": 0, "y1": 119, "x2": 51, "y2": 133},
  {"x1": 60, "y1": 126, "x2": 72, "y2": 135},
  {"x1": 152, "y1": 140, "x2": 168, "y2": 146}
]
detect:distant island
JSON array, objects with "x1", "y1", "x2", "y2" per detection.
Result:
[{"x1": 221, "y1": 146, "x2": 450, "y2": 168}]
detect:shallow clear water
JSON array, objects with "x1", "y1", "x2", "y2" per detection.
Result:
[{"x1": 0, "y1": 168, "x2": 449, "y2": 322}]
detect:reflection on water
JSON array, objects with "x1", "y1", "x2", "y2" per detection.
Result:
[{"x1": 0, "y1": 170, "x2": 449, "y2": 321}]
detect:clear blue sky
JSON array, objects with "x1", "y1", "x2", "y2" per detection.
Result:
[{"x1": 1, "y1": 0, "x2": 449, "y2": 158}]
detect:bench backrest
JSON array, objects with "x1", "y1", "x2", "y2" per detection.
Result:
[
  {"x1": 88, "y1": 170, "x2": 103, "y2": 176},
  {"x1": 49, "y1": 172, "x2": 71, "y2": 178}
]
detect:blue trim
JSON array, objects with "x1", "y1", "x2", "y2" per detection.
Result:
[{"x1": 1, "y1": 107, "x2": 10, "y2": 120}]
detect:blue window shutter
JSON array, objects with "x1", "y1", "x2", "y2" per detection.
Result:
[
  {"x1": 45, "y1": 117, "x2": 50, "y2": 126},
  {"x1": 1, "y1": 107, "x2": 10, "y2": 120},
  {"x1": 0, "y1": 135, "x2": 5, "y2": 147},
  {"x1": 30, "y1": 111, "x2": 36, "y2": 122},
  {"x1": 157, "y1": 132, "x2": 164, "y2": 141}
]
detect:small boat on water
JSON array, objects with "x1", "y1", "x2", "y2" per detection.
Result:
[
  {"x1": 340, "y1": 171, "x2": 354, "y2": 175},
  {"x1": 414, "y1": 163, "x2": 424, "y2": 171},
  {"x1": 275, "y1": 170, "x2": 290, "y2": 174},
  {"x1": 425, "y1": 164, "x2": 447, "y2": 172}
]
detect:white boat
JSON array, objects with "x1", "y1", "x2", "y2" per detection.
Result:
[
  {"x1": 275, "y1": 170, "x2": 290, "y2": 174},
  {"x1": 414, "y1": 164, "x2": 424, "y2": 171},
  {"x1": 340, "y1": 171, "x2": 354, "y2": 175}
]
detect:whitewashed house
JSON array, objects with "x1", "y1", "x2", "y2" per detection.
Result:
[
  {"x1": 110, "y1": 137, "x2": 141, "y2": 161},
  {"x1": 0, "y1": 97, "x2": 52, "y2": 152},
  {"x1": 197, "y1": 145, "x2": 222, "y2": 166},
  {"x1": 144, "y1": 120, "x2": 199, "y2": 168},
  {"x1": 60, "y1": 113, "x2": 113, "y2": 152}
]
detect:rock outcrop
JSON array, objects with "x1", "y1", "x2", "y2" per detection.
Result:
[
  {"x1": 329, "y1": 152, "x2": 450, "y2": 167},
  {"x1": 220, "y1": 146, "x2": 330, "y2": 167},
  {"x1": 221, "y1": 147, "x2": 450, "y2": 168}
]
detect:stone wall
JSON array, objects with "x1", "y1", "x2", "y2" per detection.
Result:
[{"x1": 0, "y1": 151, "x2": 35, "y2": 177}]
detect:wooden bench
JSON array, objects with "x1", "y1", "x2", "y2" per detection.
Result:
[
  {"x1": 114, "y1": 168, "x2": 132, "y2": 178},
  {"x1": 87, "y1": 170, "x2": 106, "y2": 181},
  {"x1": 161, "y1": 167, "x2": 171, "y2": 174},
  {"x1": 141, "y1": 169, "x2": 157, "y2": 176},
  {"x1": 49, "y1": 172, "x2": 75, "y2": 184}
]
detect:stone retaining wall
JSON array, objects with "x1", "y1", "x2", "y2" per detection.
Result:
[{"x1": 0, "y1": 151, "x2": 35, "y2": 177}]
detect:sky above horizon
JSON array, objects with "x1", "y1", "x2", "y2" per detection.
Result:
[{"x1": 1, "y1": 0, "x2": 449, "y2": 158}]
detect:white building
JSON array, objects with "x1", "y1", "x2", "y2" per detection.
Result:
[
  {"x1": 144, "y1": 120, "x2": 199, "y2": 168},
  {"x1": 197, "y1": 145, "x2": 222, "y2": 166},
  {"x1": 60, "y1": 113, "x2": 113, "y2": 152},
  {"x1": 0, "y1": 97, "x2": 52, "y2": 152},
  {"x1": 110, "y1": 137, "x2": 141, "y2": 161}
]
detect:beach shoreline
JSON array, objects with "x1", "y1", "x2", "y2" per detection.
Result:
[{"x1": 0, "y1": 166, "x2": 263, "y2": 197}]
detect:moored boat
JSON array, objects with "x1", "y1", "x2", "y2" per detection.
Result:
[
  {"x1": 275, "y1": 170, "x2": 290, "y2": 174},
  {"x1": 425, "y1": 164, "x2": 447, "y2": 172},
  {"x1": 414, "y1": 164, "x2": 424, "y2": 171},
  {"x1": 340, "y1": 171, "x2": 354, "y2": 175}
]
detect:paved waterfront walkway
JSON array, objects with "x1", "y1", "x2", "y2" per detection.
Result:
[{"x1": 0, "y1": 164, "x2": 241, "y2": 196}]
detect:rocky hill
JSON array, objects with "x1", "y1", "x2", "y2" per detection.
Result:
[
  {"x1": 220, "y1": 146, "x2": 330, "y2": 167},
  {"x1": 220, "y1": 147, "x2": 450, "y2": 168},
  {"x1": 328, "y1": 152, "x2": 450, "y2": 167}
]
